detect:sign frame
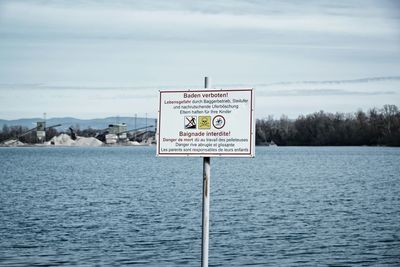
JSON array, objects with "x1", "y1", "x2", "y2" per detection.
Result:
[{"x1": 157, "y1": 88, "x2": 255, "y2": 157}]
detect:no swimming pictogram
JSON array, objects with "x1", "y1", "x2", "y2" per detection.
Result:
[{"x1": 212, "y1": 115, "x2": 225, "y2": 129}]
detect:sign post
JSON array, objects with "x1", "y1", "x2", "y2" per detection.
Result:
[
  {"x1": 157, "y1": 78, "x2": 255, "y2": 266},
  {"x1": 202, "y1": 77, "x2": 210, "y2": 267}
]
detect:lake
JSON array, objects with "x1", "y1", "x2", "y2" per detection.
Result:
[{"x1": 0, "y1": 147, "x2": 399, "y2": 266}]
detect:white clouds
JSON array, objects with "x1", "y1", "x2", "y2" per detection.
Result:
[
  {"x1": 1, "y1": 0, "x2": 398, "y2": 40},
  {"x1": 0, "y1": 0, "x2": 399, "y2": 119},
  {"x1": 0, "y1": 87, "x2": 159, "y2": 119},
  {"x1": 0, "y1": 76, "x2": 399, "y2": 119},
  {"x1": 255, "y1": 76, "x2": 400, "y2": 117}
]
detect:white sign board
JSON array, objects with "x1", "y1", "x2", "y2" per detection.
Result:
[{"x1": 157, "y1": 89, "x2": 255, "y2": 157}]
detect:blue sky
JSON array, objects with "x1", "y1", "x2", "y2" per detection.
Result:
[{"x1": 0, "y1": 0, "x2": 399, "y2": 119}]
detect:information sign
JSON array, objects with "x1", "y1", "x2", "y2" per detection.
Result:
[{"x1": 157, "y1": 89, "x2": 255, "y2": 157}]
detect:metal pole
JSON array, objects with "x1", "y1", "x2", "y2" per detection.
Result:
[{"x1": 202, "y1": 77, "x2": 210, "y2": 267}]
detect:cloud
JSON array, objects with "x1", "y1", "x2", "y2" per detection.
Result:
[
  {"x1": 228, "y1": 76, "x2": 400, "y2": 97},
  {"x1": 1, "y1": 76, "x2": 399, "y2": 99},
  {"x1": 254, "y1": 76, "x2": 400, "y2": 87},
  {"x1": 0, "y1": 83, "x2": 153, "y2": 91},
  {"x1": 260, "y1": 89, "x2": 396, "y2": 97},
  {"x1": 1, "y1": 0, "x2": 399, "y2": 42},
  {"x1": 0, "y1": 1, "x2": 399, "y2": 119}
]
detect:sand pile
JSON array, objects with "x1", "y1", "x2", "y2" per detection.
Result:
[
  {"x1": 2, "y1": 139, "x2": 26, "y2": 146},
  {"x1": 47, "y1": 134, "x2": 103, "y2": 147},
  {"x1": 75, "y1": 137, "x2": 103, "y2": 147},
  {"x1": 47, "y1": 134, "x2": 75, "y2": 146},
  {"x1": 128, "y1": 141, "x2": 141, "y2": 146},
  {"x1": 54, "y1": 134, "x2": 74, "y2": 145}
]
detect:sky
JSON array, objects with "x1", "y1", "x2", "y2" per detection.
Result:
[{"x1": 0, "y1": 0, "x2": 399, "y2": 120}]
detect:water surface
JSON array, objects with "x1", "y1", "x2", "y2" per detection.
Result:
[{"x1": 1, "y1": 147, "x2": 399, "y2": 266}]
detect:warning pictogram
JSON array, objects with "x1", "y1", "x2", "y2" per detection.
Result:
[
  {"x1": 198, "y1": 116, "x2": 211, "y2": 129},
  {"x1": 212, "y1": 115, "x2": 225, "y2": 129},
  {"x1": 184, "y1": 116, "x2": 197, "y2": 129}
]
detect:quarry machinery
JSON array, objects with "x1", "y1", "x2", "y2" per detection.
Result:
[{"x1": 0, "y1": 123, "x2": 61, "y2": 145}]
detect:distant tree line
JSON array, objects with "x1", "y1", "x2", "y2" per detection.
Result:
[
  {"x1": 1, "y1": 105, "x2": 399, "y2": 146},
  {"x1": 256, "y1": 104, "x2": 400, "y2": 146}
]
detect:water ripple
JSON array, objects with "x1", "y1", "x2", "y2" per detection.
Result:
[{"x1": 0, "y1": 147, "x2": 399, "y2": 266}]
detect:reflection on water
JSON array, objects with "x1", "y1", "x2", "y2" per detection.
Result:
[{"x1": 0, "y1": 146, "x2": 399, "y2": 266}]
